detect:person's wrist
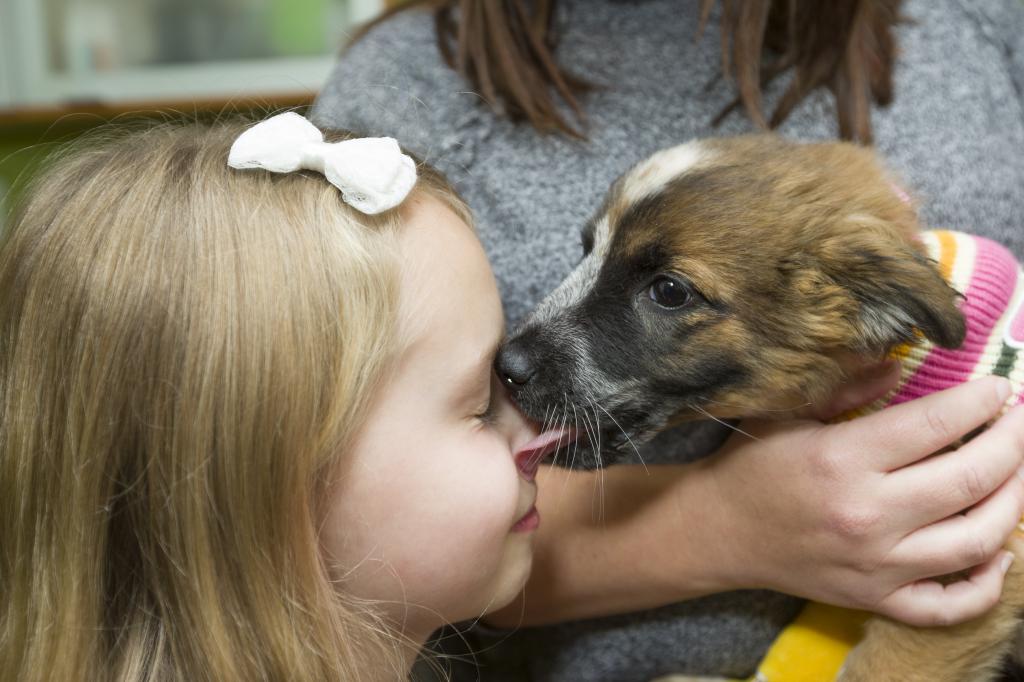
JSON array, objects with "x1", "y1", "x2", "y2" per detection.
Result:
[{"x1": 662, "y1": 457, "x2": 751, "y2": 596}]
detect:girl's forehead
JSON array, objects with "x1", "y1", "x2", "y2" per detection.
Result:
[{"x1": 393, "y1": 196, "x2": 504, "y2": 364}]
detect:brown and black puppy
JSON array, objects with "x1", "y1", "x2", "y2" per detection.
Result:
[
  {"x1": 497, "y1": 135, "x2": 964, "y2": 466},
  {"x1": 496, "y1": 135, "x2": 1024, "y2": 681}
]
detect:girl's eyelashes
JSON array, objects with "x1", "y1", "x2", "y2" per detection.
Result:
[
  {"x1": 474, "y1": 371, "x2": 501, "y2": 426},
  {"x1": 475, "y1": 397, "x2": 499, "y2": 426}
]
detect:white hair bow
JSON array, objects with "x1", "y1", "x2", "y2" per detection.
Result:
[{"x1": 227, "y1": 112, "x2": 417, "y2": 215}]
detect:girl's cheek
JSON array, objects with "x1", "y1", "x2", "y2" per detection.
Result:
[
  {"x1": 466, "y1": 439, "x2": 520, "y2": 511},
  {"x1": 444, "y1": 433, "x2": 521, "y2": 525}
]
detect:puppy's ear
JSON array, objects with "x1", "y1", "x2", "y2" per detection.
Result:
[{"x1": 816, "y1": 233, "x2": 966, "y2": 353}]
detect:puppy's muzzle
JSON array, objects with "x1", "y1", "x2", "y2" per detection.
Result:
[{"x1": 494, "y1": 325, "x2": 569, "y2": 417}]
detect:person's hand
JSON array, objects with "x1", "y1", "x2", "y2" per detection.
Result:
[{"x1": 700, "y1": 375, "x2": 1024, "y2": 627}]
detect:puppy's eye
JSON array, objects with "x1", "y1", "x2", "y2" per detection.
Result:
[{"x1": 648, "y1": 276, "x2": 692, "y2": 309}]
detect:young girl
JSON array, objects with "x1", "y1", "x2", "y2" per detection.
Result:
[
  {"x1": 2, "y1": 113, "x2": 1022, "y2": 682},
  {"x1": 0, "y1": 113, "x2": 544, "y2": 681}
]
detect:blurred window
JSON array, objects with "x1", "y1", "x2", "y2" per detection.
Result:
[
  {"x1": 1, "y1": 0, "x2": 382, "y2": 106},
  {"x1": 46, "y1": 0, "x2": 375, "y2": 73}
]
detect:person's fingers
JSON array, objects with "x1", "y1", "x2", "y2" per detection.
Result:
[
  {"x1": 839, "y1": 376, "x2": 1012, "y2": 471},
  {"x1": 884, "y1": 405, "x2": 1024, "y2": 527},
  {"x1": 804, "y1": 360, "x2": 901, "y2": 422},
  {"x1": 875, "y1": 550, "x2": 1014, "y2": 627},
  {"x1": 887, "y1": 467, "x2": 1024, "y2": 581}
]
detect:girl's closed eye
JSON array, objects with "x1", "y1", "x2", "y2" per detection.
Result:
[{"x1": 475, "y1": 370, "x2": 502, "y2": 426}]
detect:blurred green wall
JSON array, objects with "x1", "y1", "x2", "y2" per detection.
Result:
[
  {"x1": 0, "y1": 119, "x2": 98, "y2": 218},
  {"x1": 0, "y1": 106, "x2": 309, "y2": 224}
]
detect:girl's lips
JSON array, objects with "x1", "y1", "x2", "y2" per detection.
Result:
[
  {"x1": 512, "y1": 506, "x2": 540, "y2": 532},
  {"x1": 514, "y1": 427, "x2": 577, "y2": 481}
]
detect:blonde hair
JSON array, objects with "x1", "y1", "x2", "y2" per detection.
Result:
[{"x1": 0, "y1": 119, "x2": 469, "y2": 681}]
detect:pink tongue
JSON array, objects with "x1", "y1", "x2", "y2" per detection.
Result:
[{"x1": 516, "y1": 427, "x2": 576, "y2": 460}]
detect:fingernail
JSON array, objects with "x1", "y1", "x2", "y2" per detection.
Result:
[
  {"x1": 1017, "y1": 464, "x2": 1024, "y2": 484},
  {"x1": 1002, "y1": 551, "x2": 1015, "y2": 575}
]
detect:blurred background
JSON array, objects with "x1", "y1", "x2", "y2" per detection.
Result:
[{"x1": 0, "y1": 0, "x2": 390, "y2": 222}]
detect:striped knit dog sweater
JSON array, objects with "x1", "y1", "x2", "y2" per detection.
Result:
[{"x1": 870, "y1": 229, "x2": 1024, "y2": 412}]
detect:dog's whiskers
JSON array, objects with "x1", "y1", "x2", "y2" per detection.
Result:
[
  {"x1": 552, "y1": 393, "x2": 578, "y2": 505},
  {"x1": 554, "y1": 393, "x2": 570, "y2": 469},
  {"x1": 593, "y1": 399, "x2": 648, "y2": 474},
  {"x1": 539, "y1": 402, "x2": 555, "y2": 436},
  {"x1": 585, "y1": 396, "x2": 606, "y2": 523},
  {"x1": 568, "y1": 399, "x2": 580, "y2": 471},
  {"x1": 688, "y1": 402, "x2": 762, "y2": 441},
  {"x1": 589, "y1": 397, "x2": 602, "y2": 456},
  {"x1": 575, "y1": 396, "x2": 602, "y2": 519},
  {"x1": 577, "y1": 397, "x2": 597, "y2": 457},
  {"x1": 552, "y1": 393, "x2": 569, "y2": 466},
  {"x1": 699, "y1": 395, "x2": 812, "y2": 413}
]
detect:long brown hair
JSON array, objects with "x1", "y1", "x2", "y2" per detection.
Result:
[
  {"x1": 357, "y1": 0, "x2": 902, "y2": 143},
  {"x1": 0, "y1": 119, "x2": 468, "y2": 682}
]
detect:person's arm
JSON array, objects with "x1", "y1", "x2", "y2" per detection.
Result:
[
  {"x1": 488, "y1": 459, "x2": 736, "y2": 627},
  {"x1": 488, "y1": 375, "x2": 1024, "y2": 629}
]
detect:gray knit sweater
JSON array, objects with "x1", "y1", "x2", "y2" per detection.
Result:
[{"x1": 312, "y1": 0, "x2": 1024, "y2": 679}]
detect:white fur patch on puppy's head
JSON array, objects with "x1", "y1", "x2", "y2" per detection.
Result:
[{"x1": 618, "y1": 141, "x2": 714, "y2": 208}]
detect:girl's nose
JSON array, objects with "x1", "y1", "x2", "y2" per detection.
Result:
[{"x1": 493, "y1": 381, "x2": 538, "y2": 452}]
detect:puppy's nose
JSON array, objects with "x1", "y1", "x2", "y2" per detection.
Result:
[{"x1": 495, "y1": 340, "x2": 536, "y2": 389}]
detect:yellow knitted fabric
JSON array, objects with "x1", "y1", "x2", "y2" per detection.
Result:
[{"x1": 736, "y1": 604, "x2": 869, "y2": 682}]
